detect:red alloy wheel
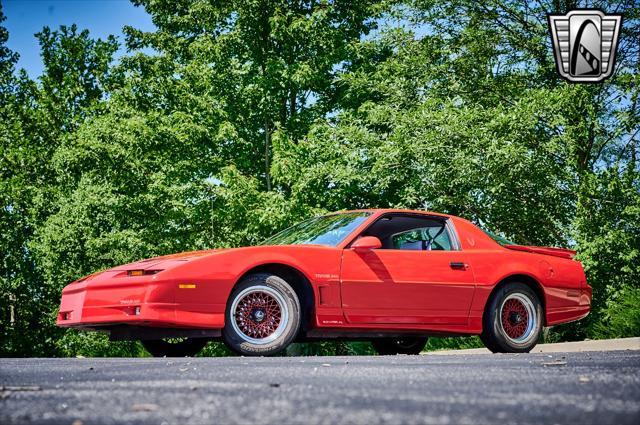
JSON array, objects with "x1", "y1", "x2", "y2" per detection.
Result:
[
  {"x1": 234, "y1": 291, "x2": 282, "y2": 339},
  {"x1": 501, "y1": 298, "x2": 529, "y2": 339},
  {"x1": 482, "y1": 284, "x2": 542, "y2": 353}
]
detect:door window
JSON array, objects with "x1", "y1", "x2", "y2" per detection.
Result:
[
  {"x1": 357, "y1": 214, "x2": 457, "y2": 250},
  {"x1": 392, "y1": 226, "x2": 452, "y2": 251}
]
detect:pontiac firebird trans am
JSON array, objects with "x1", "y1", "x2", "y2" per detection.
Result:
[{"x1": 57, "y1": 209, "x2": 592, "y2": 357}]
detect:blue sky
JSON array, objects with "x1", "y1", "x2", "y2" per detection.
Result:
[{"x1": 3, "y1": 0, "x2": 155, "y2": 77}]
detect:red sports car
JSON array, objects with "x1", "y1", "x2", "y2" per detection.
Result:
[{"x1": 57, "y1": 209, "x2": 591, "y2": 357}]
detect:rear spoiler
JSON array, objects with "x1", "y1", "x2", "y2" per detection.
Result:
[{"x1": 504, "y1": 245, "x2": 577, "y2": 259}]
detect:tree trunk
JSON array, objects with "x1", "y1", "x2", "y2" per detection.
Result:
[{"x1": 264, "y1": 119, "x2": 271, "y2": 191}]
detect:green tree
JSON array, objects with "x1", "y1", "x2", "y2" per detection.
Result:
[
  {"x1": 33, "y1": 0, "x2": 389, "y2": 278},
  {"x1": 2, "y1": 0, "x2": 638, "y2": 357},
  {"x1": 267, "y1": 0, "x2": 639, "y2": 342},
  {"x1": 26, "y1": 1, "x2": 387, "y2": 356},
  {"x1": 125, "y1": 0, "x2": 384, "y2": 189},
  {"x1": 254, "y1": 1, "x2": 638, "y2": 344},
  {"x1": 1, "y1": 21, "x2": 120, "y2": 356},
  {"x1": 0, "y1": 2, "x2": 42, "y2": 356}
]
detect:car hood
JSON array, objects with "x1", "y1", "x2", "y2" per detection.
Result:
[{"x1": 111, "y1": 249, "x2": 228, "y2": 271}]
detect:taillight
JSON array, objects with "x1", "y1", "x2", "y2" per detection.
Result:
[{"x1": 127, "y1": 269, "x2": 162, "y2": 277}]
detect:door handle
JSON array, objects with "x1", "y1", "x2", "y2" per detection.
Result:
[{"x1": 450, "y1": 262, "x2": 467, "y2": 270}]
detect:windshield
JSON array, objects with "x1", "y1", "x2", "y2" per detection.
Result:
[
  {"x1": 482, "y1": 228, "x2": 515, "y2": 246},
  {"x1": 261, "y1": 212, "x2": 371, "y2": 247}
]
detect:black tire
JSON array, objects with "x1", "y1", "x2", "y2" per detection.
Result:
[
  {"x1": 141, "y1": 338, "x2": 208, "y2": 357},
  {"x1": 481, "y1": 283, "x2": 543, "y2": 353},
  {"x1": 371, "y1": 337, "x2": 428, "y2": 355},
  {"x1": 223, "y1": 273, "x2": 301, "y2": 356}
]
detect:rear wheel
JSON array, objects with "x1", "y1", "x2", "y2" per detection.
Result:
[
  {"x1": 223, "y1": 273, "x2": 301, "y2": 356},
  {"x1": 481, "y1": 283, "x2": 543, "y2": 353},
  {"x1": 371, "y1": 337, "x2": 428, "y2": 355},
  {"x1": 141, "y1": 338, "x2": 208, "y2": 357}
]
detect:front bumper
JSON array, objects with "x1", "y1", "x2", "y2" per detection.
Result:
[{"x1": 57, "y1": 271, "x2": 224, "y2": 329}]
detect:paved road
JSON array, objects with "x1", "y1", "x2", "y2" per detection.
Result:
[{"x1": 1, "y1": 351, "x2": 639, "y2": 424}]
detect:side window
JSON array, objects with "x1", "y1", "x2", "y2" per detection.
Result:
[
  {"x1": 391, "y1": 226, "x2": 453, "y2": 251},
  {"x1": 359, "y1": 214, "x2": 458, "y2": 250}
]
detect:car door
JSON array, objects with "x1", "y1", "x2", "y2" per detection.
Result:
[{"x1": 339, "y1": 216, "x2": 476, "y2": 325}]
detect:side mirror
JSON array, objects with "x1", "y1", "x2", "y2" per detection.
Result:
[{"x1": 351, "y1": 236, "x2": 382, "y2": 251}]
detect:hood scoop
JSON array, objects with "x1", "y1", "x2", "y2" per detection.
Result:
[{"x1": 115, "y1": 249, "x2": 220, "y2": 271}]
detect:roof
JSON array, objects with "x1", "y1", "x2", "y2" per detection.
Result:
[{"x1": 330, "y1": 208, "x2": 455, "y2": 219}]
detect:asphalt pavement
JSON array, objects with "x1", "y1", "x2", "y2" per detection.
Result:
[{"x1": 1, "y1": 350, "x2": 639, "y2": 424}]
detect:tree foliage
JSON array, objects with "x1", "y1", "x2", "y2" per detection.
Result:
[{"x1": 1, "y1": 0, "x2": 638, "y2": 357}]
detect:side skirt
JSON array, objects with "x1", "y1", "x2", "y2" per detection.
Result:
[{"x1": 302, "y1": 329, "x2": 472, "y2": 340}]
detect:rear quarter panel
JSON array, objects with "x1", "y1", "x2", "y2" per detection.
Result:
[{"x1": 451, "y1": 217, "x2": 588, "y2": 331}]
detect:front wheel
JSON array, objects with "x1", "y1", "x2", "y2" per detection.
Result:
[
  {"x1": 141, "y1": 338, "x2": 208, "y2": 357},
  {"x1": 223, "y1": 273, "x2": 301, "y2": 356},
  {"x1": 372, "y1": 337, "x2": 428, "y2": 355},
  {"x1": 481, "y1": 283, "x2": 543, "y2": 353}
]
